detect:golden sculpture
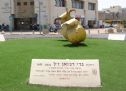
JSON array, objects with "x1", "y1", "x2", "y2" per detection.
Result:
[{"x1": 58, "y1": 9, "x2": 86, "y2": 44}]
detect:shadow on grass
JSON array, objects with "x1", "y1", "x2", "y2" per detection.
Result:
[
  {"x1": 64, "y1": 43, "x2": 88, "y2": 47},
  {"x1": 57, "y1": 39, "x2": 88, "y2": 47},
  {"x1": 57, "y1": 39, "x2": 68, "y2": 42}
]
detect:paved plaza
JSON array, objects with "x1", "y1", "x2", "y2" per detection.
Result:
[{"x1": 1, "y1": 28, "x2": 126, "y2": 40}]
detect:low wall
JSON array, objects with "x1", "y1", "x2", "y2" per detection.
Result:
[{"x1": 85, "y1": 28, "x2": 118, "y2": 35}]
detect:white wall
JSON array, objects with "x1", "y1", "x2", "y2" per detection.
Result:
[
  {"x1": 48, "y1": 0, "x2": 66, "y2": 24},
  {"x1": 0, "y1": 0, "x2": 98, "y2": 27},
  {"x1": 34, "y1": 0, "x2": 48, "y2": 25},
  {"x1": 84, "y1": 0, "x2": 98, "y2": 25},
  {"x1": 0, "y1": 0, "x2": 11, "y2": 25},
  {"x1": 42, "y1": 0, "x2": 98, "y2": 26},
  {"x1": 86, "y1": 11, "x2": 96, "y2": 20}
]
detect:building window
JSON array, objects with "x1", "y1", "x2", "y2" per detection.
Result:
[
  {"x1": 30, "y1": 2, "x2": 34, "y2": 5},
  {"x1": 55, "y1": 0, "x2": 66, "y2": 7},
  {"x1": 17, "y1": 2, "x2": 21, "y2": 6},
  {"x1": 88, "y1": 3, "x2": 96, "y2": 10},
  {"x1": 72, "y1": 0, "x2": 84, "y2": 9},
  {"x1": 24, "y1": 2, "x2": 27, "y2": 6}
]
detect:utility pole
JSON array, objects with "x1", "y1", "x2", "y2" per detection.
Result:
[{"x1": 37, "y1": 0, "x2": 42, "y2": 34}]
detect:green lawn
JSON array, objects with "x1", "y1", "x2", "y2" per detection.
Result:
[{"x1": 0, "y1": 38, "x2": 126, "y2": 91}]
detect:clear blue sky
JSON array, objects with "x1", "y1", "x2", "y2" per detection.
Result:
[{"x1": 98, "y1": 0, "x2": 126, "y2": 10}]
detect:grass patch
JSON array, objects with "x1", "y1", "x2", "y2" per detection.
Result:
[{"x1": 0, "y1": 38, "x2": 126, "y2": 91}]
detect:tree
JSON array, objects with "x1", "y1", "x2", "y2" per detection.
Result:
[{"x1": 123, "y1": 20, "x2": 126, "y2": 28}]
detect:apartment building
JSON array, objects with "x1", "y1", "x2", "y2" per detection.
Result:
[
  {"x1": 0, "y1": 0, "x2": 98, "y2": 31},
  {"x1": 98, "y1": 6, "x2": 126, "y2": 26},
  {"x1": 103, "y1": 6, "x2": 122, "y2": 13}
]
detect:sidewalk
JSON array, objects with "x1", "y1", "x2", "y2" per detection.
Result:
[
  {"x1": 3, "y1": 32, "x2": 62, "y2": 40},
  {"x1": 1, "y1": 28, "x2": 113, "y2": 35},
  {"x1": 1, "y1": 28, "x2": 125, "y2": 40},
  {"x1": 0, "y1": 31, "x2": 59, "y2": 35}
]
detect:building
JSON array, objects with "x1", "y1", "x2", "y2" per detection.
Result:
[
  {"x1": 99, "y1": 6, "x2": 126, "y2": 22},
  {"x1": 98, "y1": 6, "x2": 126, "y2": 27},
  {"x1": 0, "y1": 0, "x2": 98, "y2": 31},
  {"x1": 103, "y1": 6, "x2": 122, "y2": 13}
]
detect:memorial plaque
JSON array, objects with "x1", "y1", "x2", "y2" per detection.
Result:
[
  {"x1": 0, "y1": 34, "x2": 5, "y2": 41},
  {"x1": 108, "y1": 34, "x2": 126, "y2": 41},
  {"x1": 29, "y1": 59, "x2": 101, "y2": 87}
]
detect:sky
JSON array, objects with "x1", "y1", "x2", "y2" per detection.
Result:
[{"x1": 98, "y1": 0, "x2": 126, "y2": 10}]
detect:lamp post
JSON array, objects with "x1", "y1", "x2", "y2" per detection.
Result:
[
  {"x1": 38, "y1": 0, "x2": 41, "y2": 29},
  {"x1": 65, "y1": 0, "x2": 68, "y2": 11},
  {"x1": 10, "y1": 0, "x2": 11, "y2": 14},
  {"x1": 9, "y1": 0, "x2": 13, "y2": 33},
  {"x1": 37, "y1": 0, "x2": 42, "y2": 34}
]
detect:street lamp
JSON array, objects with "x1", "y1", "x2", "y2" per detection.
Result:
[
  {"x1": 9, "y1": 0, "x2": 13, "y2": 33},
  {"x1": 37, "y1": 0, "x2": 43, "y2": 34},
  {"x1": 10, "y1": 0, "x2": 11, "y2": 14}
]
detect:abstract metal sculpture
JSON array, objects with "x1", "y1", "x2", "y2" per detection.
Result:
[{"x1": 58, "y1": 9, "x2": 86, "y2": 44}]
